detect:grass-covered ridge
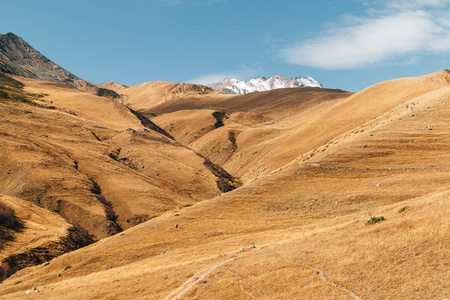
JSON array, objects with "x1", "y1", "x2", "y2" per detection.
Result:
[
  {"x1": 0, "y1": 72, "x2": 54, "y2": 109},
  {"x1": 0, "y1": 72, "x2": 24, "y2": 90}
]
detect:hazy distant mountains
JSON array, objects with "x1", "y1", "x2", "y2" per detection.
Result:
[
  {"x1": 208, "y1": 75, "x2": 323, "y2": 94},
  {"x1": 0, "y1": 32, "x2": 82, "y2": 86}
]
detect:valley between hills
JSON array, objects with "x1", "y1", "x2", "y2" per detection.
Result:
[{"x1": 0, "y1": 32, "x2": 449, "y2": 299}]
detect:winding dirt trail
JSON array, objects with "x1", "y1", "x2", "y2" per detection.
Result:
[
  {"x1": 278, "y1": 254, "x2": 363, "y2": 300},
  {"x1": 164, "y1": 257, "x2": 236, "y2": 300},
  {"x1": 308, "y1": 266, "x2": 363, "y2": 300},
  {"x1": 229, "y1": 271, "x2": 257, "y2": 299}
]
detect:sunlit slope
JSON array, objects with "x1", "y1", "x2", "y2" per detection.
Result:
[
  {"x1": 152, "y1": 109, "x2": 221, "y2": 145},
  {"x1": 221, "y1": 71, "x2": 450, "y2": 182},
  {"x1": 1, "y1": 71, "x2": 448, "y2": 299},
  {"x1": 151, "y1": 71, "x2": 450, "y2": 184},
  {"x1": 16, "y1": 76, "x2": 141, "y2": 131},
  {"x1": 0, "y1": 195, "x2": 69, "y2": 255},
  {"x1": 152, "y1": 88, "x2": 352, "y2": 176},
  {"x1": 102, "y1": 81, "x2": 229, "y2": 112},
  {"x1": 0, "y1": 74, "x2": 224, "y2": 241}
]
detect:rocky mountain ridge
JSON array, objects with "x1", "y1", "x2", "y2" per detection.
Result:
[
  {"x1": 0, "y1": 32, "x2": 82, "y2": 86},
  {"x1": 209, "y1": 75, "x2": 322, "y2": 94}
]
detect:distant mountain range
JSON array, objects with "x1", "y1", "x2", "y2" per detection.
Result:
[{"x1": 208, "y1": 75, "x2": 322, "y2": 94}]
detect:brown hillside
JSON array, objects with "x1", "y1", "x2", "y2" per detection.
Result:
[
  {"x1": 0, "y1": 71, "x2": 448, "y2": 299},
  {"x1": 0, "y1": 33, "x2": 115, "y2": 98},
  {"x1": 153, "y1": 72, "x2": 450, "y2": 184},
  {"x1": 0, "y1": 75, "x2": 226, "y2": 237},
  {"x1": 0, "y1": 195, "x2": 90, "y2": 281},
  {"x1": 102, "y1": 81, "x2": 229, "y2": 112},
  {"x1": 16, "y1": 76, "x2": 141, "y2": 131},
  {"x1": 0, "y1": 72, "x2": 234, "y2": 278}
]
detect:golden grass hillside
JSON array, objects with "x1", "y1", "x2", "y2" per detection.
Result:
[
  {"x1": 149, "y1": 71, "x2": 450, "y2": 184},
  {"x1": 0, "y1": 195, "x2": 91, "y2": 281},
  {"x1": 0, "y1": 74, "x2": 229, "y2": 235},
  {"x1": 0, "y1": 71, "x2": 448, "y2": 299},
  {"x1": 102, "y1": 81, "x2": 230, "y2": 112},
  {"x1": 16, "y1": 76, "x2": 141, "y2": 131},
  {"x1": 0, "y1": 72, "x2": 237, "y2": 279}
]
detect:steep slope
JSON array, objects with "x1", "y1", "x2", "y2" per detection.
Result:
[
  {"x1": 209, "y1": 75, "x2": 322, "y2": 94},
  {"x1": 0, "y1": 72, "x2": 240, "y2": 279},
  {"x1": 0, "y1": 33, "x2": 81, "y2": 85},
  {"x1": 16, "y1": 76, "x2": 141, "y2": 131},
  {"x1": 0, "y1": 71, "x2": 448, "y2": 299},
  {"x1": 0, "y1": 195, "x2": 90, "y2": 281},
  {"x1": 0, "y1": 32, "x2": 122, "y2": 100},
  {"x1": 0, "y1": 73, "x2": 229, "y2": 235}
]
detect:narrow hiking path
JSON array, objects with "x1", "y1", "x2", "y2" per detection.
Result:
[
  {"x1": 229, "y1": 271, "x2": 257, "y2": 299},
  {"x1": 278, "y1": 255, "x2": 363, "y2": 300},
  {"x1": 164, "y1": 257, "x2": 236, "y2": 300},
  {"x1": 308, "y1": 266, "x2": 363, "y2": 300}
]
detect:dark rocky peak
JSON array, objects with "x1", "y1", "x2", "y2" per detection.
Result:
[{"x1": 0, "y1": 32, "x2": 82, "y2": 85}]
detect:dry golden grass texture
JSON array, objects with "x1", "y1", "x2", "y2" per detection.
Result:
[{"x1": 0, "y1": 71, "x2": 448, "y2": 299}]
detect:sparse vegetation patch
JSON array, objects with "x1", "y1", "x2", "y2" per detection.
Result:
[
  {"x1": 96, "y1": 88, "x2": 121, "y2": 100},
  {"x1": 0, "y1": 202, "x2": 23, "y2": 242},
  {"x1": 212, "y1": 111, "x2": 228, "y2": 128},
  {"x1": 0, "y1": 73, "x2": 54, "y2": 109},
  {"x1": 228, "y1": 179, "x2": 242, "y2": 189},
  {"x1": 365, "y1": 216, "x2": 386, "y2": 225},
  {"x1": 0, "y1": 72, "x2": 24, "y2": 89},
  {"x1": 398, "y1": 206, "x2": 410, "y2": 213}
]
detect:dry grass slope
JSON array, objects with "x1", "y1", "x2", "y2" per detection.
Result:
[
  {"x1": 0, "y1": 72, "x2": 230, "y2": 279},
  {"x1": 0, "y1": 71, "x2": 449, "y2": 299}
]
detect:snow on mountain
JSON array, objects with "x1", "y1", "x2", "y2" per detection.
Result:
[{"x1": 208, "y1": 75, "x2": 322, "y2": 94}]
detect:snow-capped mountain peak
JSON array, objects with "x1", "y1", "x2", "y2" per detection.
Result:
[{"x1": 208, "y1": 75, "x2": 322, "y2": 94}]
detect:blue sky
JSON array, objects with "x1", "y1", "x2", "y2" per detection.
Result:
[{"x1": 2, "y1": 0, "x2": 450, "y2": 91}]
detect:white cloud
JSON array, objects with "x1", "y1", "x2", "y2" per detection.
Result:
[
  {"x1": 280, "y1": 1, "x2": 450, "y2": 69},
  {"x1": 386, "y1": 0, "x2": 449, "y2": 9},
  {"x1": 187, "y1": 65, "x2": 261, "y2": 85}
]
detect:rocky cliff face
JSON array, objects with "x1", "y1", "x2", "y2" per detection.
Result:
[{"x1": 0, "y1": 32, "x2": 82, "y2": 85}]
